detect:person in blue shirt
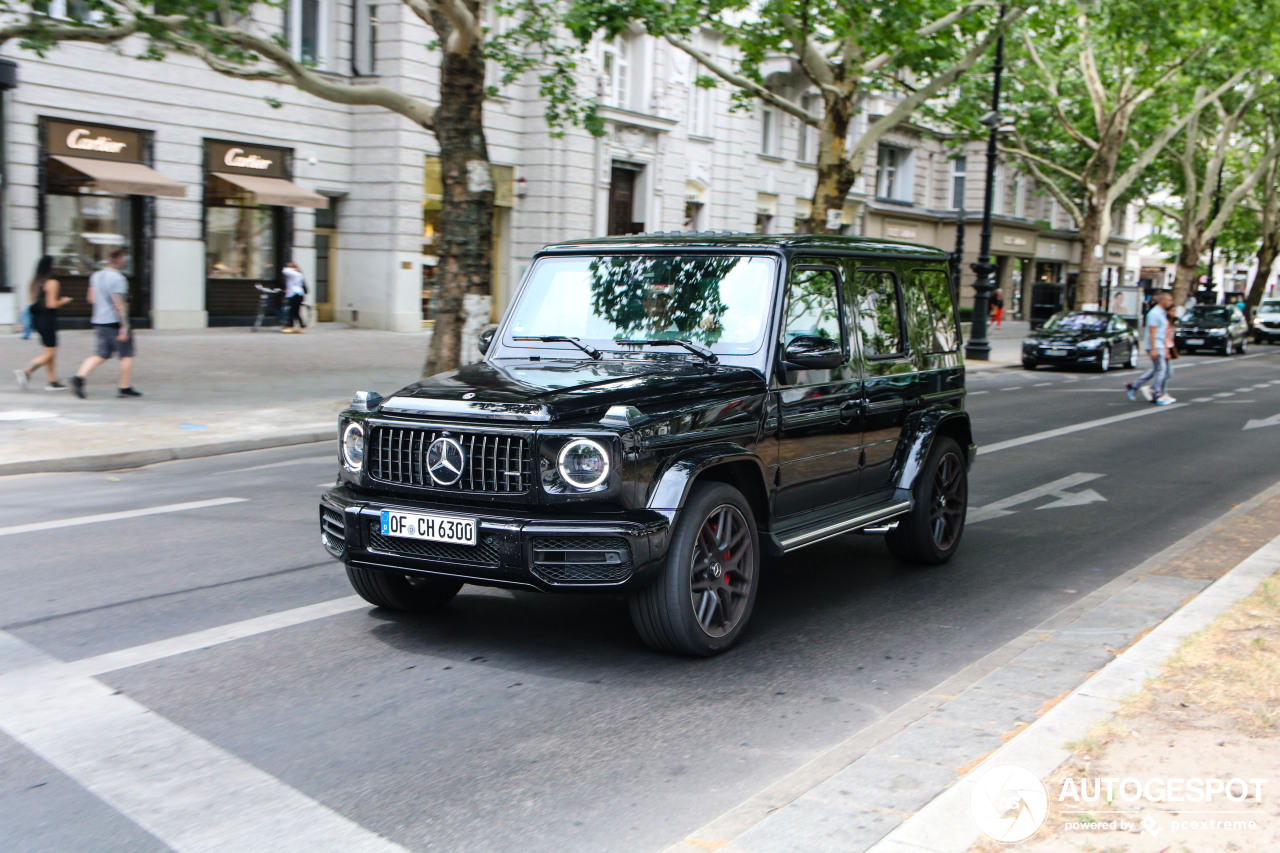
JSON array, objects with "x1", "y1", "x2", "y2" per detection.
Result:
[{"x1": 1126, "y1": 290, "x2": 1175, "y2": 405}]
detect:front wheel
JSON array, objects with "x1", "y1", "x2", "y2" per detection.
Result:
[
  {"x1": 346, "y1": 564, "x2": 463, "y2": 612},
  {"x1": 1094, "y1": 347, "x2": 1111, "y2": 372},
  {"x1": 1022, "y1": 359, "x2": 1038, "y2": 370},
  {"x1": 629, "y1": 482, "x2": 760, "y2": 656},
  {"x1": 1127, "y1": 347, "x2": 1139, "y2": 368},
  {"x1": 1238, "y1": 337, "x2": 1248, "y2": 354},
  {"x1": 886, "y1": 436, "x2": 968, "y2": 565}
]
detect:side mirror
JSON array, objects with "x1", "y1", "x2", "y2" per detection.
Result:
[
  {"x1": 783, "y1": 335, "x2": 843, "y2": 370},
  {"x1": 478, "y1": 326, "x2": 497, "y2": 355}
]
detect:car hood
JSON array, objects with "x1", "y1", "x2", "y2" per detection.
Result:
[{"x1": 375, "y1": 359, "x2": 768, "y2": 425}]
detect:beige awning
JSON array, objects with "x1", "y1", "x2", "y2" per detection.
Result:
[
  {"x1": 51, "y1": 155, "x2": 186, "y2": 198},
  {"x1": 211, "y1": 172, "x2": 329, "y2": 208}
]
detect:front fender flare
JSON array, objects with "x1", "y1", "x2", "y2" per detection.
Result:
[{"x1": 647, "y1": 443, "x2": 768, "y2": 515}]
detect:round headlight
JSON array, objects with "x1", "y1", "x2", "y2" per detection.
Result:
[
  {"x1": 557, "y1": 438, "x2": 610, "y2": 489},
  {"x1": 341, "y1": 422, "x2": 365, "y2": 470}
]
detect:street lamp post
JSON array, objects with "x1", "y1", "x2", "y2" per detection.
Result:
[{"x1": 964, "y1": 9, "x2": 1006, "y2": 362}]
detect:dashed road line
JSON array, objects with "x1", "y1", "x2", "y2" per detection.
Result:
[
  {"x1": 978, "y1": 404, "x2": 1186, "y2": 456},
  {"x1": 0, "y1": 498, "x2": 248, "y2": 538}
]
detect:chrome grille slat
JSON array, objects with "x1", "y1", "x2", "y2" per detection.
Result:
[{"x1": 368, "y1": 425, "x2": 532, "y2": 494}]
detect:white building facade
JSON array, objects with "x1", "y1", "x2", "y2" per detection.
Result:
[{"x1": 0, "y1": 3, "x2": 1137, "y2": 333}]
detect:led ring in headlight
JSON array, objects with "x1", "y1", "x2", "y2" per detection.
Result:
[
  {"x1": 341, "y1": 422, "x2": 365, "y2": 470},
  {"x1": 557, "y1": 438, "x2": 610, "y2": 489}
]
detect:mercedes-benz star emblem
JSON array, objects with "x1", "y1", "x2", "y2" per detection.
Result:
[{"x1": 426, "y1": 437, "x2": 466, "y2": 486}]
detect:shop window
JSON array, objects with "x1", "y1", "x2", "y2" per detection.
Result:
[
  {"x1": 45, "y1": 194, "x2": 134, "y2": 278},
  {"x1": 206, "y1": 206, "x2": 275, "y2": 280}
]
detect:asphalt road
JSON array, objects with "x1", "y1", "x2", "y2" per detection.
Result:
[{"x1": 4, "y1": 347, "x2": 1280, "y2": 853}]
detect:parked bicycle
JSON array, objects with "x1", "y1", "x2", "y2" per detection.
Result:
[{"x1": 252, "y1": 284, "x2": 283, "y2": 332}]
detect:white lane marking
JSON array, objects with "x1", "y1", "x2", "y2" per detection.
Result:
[
  {"x1": 1033, "y1": 382, "x2": 1051, "y2": 387},
  {"x1": 224, "y1": 455, "x2": 335, "y2": 473},
  {"x1": 1244, "y1": 412, "x2": 1280, "y2": 431},
  {"x1": 978, "y1": 404, "x2": 1187, "y2": 456},
  {"x1": 1253, "y1": 383, "x2": 1272, "y2": 389},
  {"x1": 1002, "y1": 386, "x2": 1023, "y2": 392},
  {"x1": 969, "y1": 474, "x2": 1105, "y2": 524},
  {"x1": 317, "y1": 482, "x2": 336, "y2": 488},
  {"x1": 1214, "y1": 392, "x2": 1235, "y2": 398},
  {"x1": 0, "y1": 632, "x2": 406, "y2": 853},
  {"x1": 1192, "y1": 397, "x2": 1215, "y2": 403},
  {"x1": 1235, "y1": 387, "x2": 1255, "y2": 393},
  {"x1": 1058, "y1": 388, "x2": 1124, "y2": 392},
  {"x1": 65, "y1": 597, "x2": 368, "y2": 678},
  {"x1": 968, "y1": 390, "x2": 990, "y2": 396},
  {"x1": 0, "y1": 498, "x2": 248, "y2": 538}
]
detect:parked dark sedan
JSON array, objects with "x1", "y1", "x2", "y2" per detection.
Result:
[
  {"x1": 1022, "y1": 311, "x2": 1139, "y2": 371},
  {"x1": 1176, "y1": 305, "x2": 1248, "y2": 355}
]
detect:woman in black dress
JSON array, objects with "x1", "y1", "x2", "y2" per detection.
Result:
[{"x1": 15, "y1": 255, "x2": 72, "y2": 391}]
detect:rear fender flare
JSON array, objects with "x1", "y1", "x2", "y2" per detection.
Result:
[{"x1": 893, "y1": 410, "x2": 974, "y2": 493}]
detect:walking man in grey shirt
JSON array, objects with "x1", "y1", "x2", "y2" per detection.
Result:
[{"x1": 72, "y1": 248, "x2": 142, "y2": 398}]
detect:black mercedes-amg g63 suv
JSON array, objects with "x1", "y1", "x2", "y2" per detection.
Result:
[{"x1": 320, "y1": 234, "x2": 973, "y2": 655}]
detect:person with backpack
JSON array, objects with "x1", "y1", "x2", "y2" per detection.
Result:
[
  {"x1": 14, "y1": 255, "x2": 72, "y2": 391},
  {"x1": 281, "y1": 261, "x2": 308, "y2": 334}
]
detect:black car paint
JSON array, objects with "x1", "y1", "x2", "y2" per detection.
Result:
[
  {"x1": 322, "y1": 235, "x2": 972, "y2": 593},
  {"x1": 1175, "y1": 307, "x2": 1248, "y2": 354},
  {"x1": 1022, "y1": 311, "x2": 1140, "y2": 370}
]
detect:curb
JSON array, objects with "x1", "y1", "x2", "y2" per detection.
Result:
[
  {"x1": 866, "y1": 532, "x2": 1280, "y2": 853},
  {"x1": 0, "y1": 429, "x2": 335, "y2": 476}
]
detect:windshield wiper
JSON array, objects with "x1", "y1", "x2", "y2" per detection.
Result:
[
  {"x1": 513, "y1": 335, "x2": 602, "y2": 360},
  {"x1": 616, "y1": 338, "x2": 719, "y2": 365}
]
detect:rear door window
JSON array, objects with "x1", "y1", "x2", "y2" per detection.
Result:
[{"x1": 907, "y1": 267, "x2": 959, "y2": 354}]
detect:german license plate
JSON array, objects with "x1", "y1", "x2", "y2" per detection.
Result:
[
  {"x1": 1045, "y1": 348, "x2": 1070, "y2": 356},
  {"x1": 380, "y1": 510, "x2": 476, "y2": 545},
  {"x1": 1186, "y1": 339, "x2": 1204, "y2": 346}
]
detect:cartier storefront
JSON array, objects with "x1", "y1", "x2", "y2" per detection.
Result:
[
  {"x1": 41, "y1": 117, "x2": 185, "y2": 327},
  {"x1": 203, "y1": 139, "x2": 326, "y2": 324}
]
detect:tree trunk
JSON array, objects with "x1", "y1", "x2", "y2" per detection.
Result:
[
  {"x1": 423, "y1": 7, "x2": 493, "y2": 378},
  {"x1": 1249, "y1": 227, "x2": 1279, "y2": 311},
  {"x1": 1074, "y1": 198, "x2": 1109, "y2": 310},
  {"x1": 806, "y1": 96, "x2": 855, "y2": 234},
  {"x1": 1171, "y1": 238, "x2": 1203, "y2": 305}
]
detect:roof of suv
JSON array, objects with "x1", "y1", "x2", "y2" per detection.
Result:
[{"x1": 540, "y1": 232, "x2": 951, "y2": 260}]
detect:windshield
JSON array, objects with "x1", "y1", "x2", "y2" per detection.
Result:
[
  {"x1": 1043, "y1": 313, "x2": 1106, "y2": 333},
  {"x1": 1261, "y1": 300, "x2": 1280, "y2": 312},
  {"x1": 1183, "y1": 306, "x2": 1231, "y2": 326},
  {"x1": 499, "y1": 254, "x2": 777, "y2": 357}
]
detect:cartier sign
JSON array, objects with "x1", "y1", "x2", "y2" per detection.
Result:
[
  {"x1": 206, "y1": 140, "x2": 287, "y2": 179},
  {"x1": 47, "y1": 119, "x2": 143, "y2": 162}
]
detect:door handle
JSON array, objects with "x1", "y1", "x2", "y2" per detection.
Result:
[{"x1": 839, "y1": 400, "x2": 862, "y2": 423}]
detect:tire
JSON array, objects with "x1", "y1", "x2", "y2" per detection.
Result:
[
  {"x1": 345, "y1": 564, "x2": 463, "y2": 612},
  {"x1": 1254, "y1": 334, "x2": 1264, "y2": 346},
  {"x1": 886, "y1": 436, "x2": 967, "y2": 565},
  {"x1": 1094, "y1": 347, "x2": 1111, "y2": 372},
  {"x1": 1238, "y1": 337, "x2": 1248, "y2": 354},
  {"x1": 628, "y1": 482, "x2": 760, "y2": 656},
  {"x1": 1022, "y1": 359, "x2": 1038, "y2": 370},
  {"x1": 1127, "y1": 347, "x2": 1138, "y2": 368}
]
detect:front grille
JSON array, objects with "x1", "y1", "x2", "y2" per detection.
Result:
[
  {"x1": 368, "y1": 426, "x2": 532, "y2": 494},
  {"x1": 530, "y1": 536, "x2": 632, "y2": 585},
  {"x1": 368, "y1": 521, "x2": 501, "y2": 567},
  {"x1": 321, "y1": 506, "x2": 346, "y2": 551},
  {"x1": 1264, "y1": 321, "x2": 1280, "y2": 329}
]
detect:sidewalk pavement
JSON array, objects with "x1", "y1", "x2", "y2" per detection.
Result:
[
  {"x1": 960, "y1": 318, "x2": 1026, "y2": 372},
  {"x1": 1, "y1": 323, "x2": 432, "y2": 475},
  {"x1": 1, "y1": 319, "x2": 1028, "y2": 476}
]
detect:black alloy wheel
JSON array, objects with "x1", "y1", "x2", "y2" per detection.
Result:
[
  {"x1": 346, "y1": 564, "x2": 464, "y2": 612},
  {"x1": 886, "y1": 436, "x2": 967, "y2": 565},
  {"x1": 1127, "y1": 346, "x2": 1139, "y2": 368},
  {"x1": 1095, "y1": 347, "x2": 1111, "y2": 372},
  {"x1": 629, "y1": 482, "x2": 760, "y2": 656}
]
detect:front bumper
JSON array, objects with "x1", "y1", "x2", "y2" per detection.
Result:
[
  {"x1": 320, "y1": 485, "x2": 670, "y2": 592},
  {"x1": 1174, "y1": 333, "x2": 1228, "y2": 349},
  {"x1": 1023, "y1": 345, "x2": 1105, "y2": 365}
]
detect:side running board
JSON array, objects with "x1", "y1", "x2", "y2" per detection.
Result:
[{"x1": 776, "y1": 500, "x2": 912, "y2": 553}]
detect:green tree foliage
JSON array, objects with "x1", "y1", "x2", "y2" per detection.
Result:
[{"x1": 566, "y1": 0, "x2": 1025, "y2": 234}]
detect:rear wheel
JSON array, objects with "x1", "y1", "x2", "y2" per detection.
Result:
[
  {"x1": 629, "y1": 482, "x2": 759, "y2": 656},
  {"x1": 886, "y1": 436, "x2": 967, "y2": 565},
  {"x1": 346, "y1": 564, "x2": 463, "y2": 612}
]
